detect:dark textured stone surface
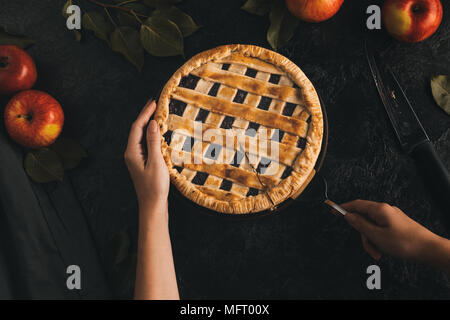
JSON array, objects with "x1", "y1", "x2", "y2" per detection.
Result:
[{"x1": 1, "y1": 0, "x2": 449, "y2": 299}]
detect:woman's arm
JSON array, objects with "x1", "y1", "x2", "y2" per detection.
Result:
[
  {"x1": 416, "y1": 233, "x2": 450, "y2": 275},
  {"x1": 341, "y1": 199, "x2": 450, "y2": 275},
  {"x1": 125, "y1": 100, "x2": 179, "y2": 300},
  {"x1": 135, "y1": 201, "x2": 179, "y2": 300}
]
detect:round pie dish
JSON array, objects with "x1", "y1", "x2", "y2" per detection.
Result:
[{"x1": 155, "y1": 44, "x2": 324, "y2": 214}]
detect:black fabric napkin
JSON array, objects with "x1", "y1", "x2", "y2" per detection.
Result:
[{"x1": 0, "y1": 131, "x2": 111, "y2": 299}]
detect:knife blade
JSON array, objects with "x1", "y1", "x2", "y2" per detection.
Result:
[
  {"x1": 365, "y1": 41, "x2": 450, "y2": 216},
  {"x1": 365, "y1": 41, "x2": 429, "y2": 154}
]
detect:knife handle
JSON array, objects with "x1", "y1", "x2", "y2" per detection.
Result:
[{"x1": 411, "y1": 140, "x2": 450, "y2": 214}]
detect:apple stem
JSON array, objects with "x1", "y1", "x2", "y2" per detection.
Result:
[
  {"x1": 0, "y1": 56, "x2": 8, "y2": 68},
  {"x1": 17, "y1": 114, "x2": 33, "y2": 121}
]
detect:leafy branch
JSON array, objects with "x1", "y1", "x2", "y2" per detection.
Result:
[
  {"x1": 241, "y1": 0, "x2": 299, "y2": 51},
  {"x1": 63, "y1": 0, "x2": 200, "y2": 71},
  {"x1": 87, "y1": 0, "x2": 149, "y2": 18}
]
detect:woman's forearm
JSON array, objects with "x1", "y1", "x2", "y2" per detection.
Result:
[
  {"x1": 134, "y1": 201, "x2": 179, "y2": 300},
  {"x1": 419, "y1": 235, "x2": 450, "y2": 275}
]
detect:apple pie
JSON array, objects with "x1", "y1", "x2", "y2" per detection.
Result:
[{"x1": 155, "y1": 44, "x2": 323, "y2": 214}]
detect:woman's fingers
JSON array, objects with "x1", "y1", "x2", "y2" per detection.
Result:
[
  {"x1": 341, "y1": 199, "x2": 389, "y2": 226},
  {"x1": 361, "y1": 234, "x2": 382, "y2": 260},
  {"x1": 346, "y1": 212, "x2": 382, "y2": 260},
  {"x1": 125, "y1": 99, "x2": 156, "y2": 169},
  {"x1": 127, "y1": 100, "x2": 156, "y2": 151},
  {"x1": 146, "y1": 120, "x2": 162, "y2": 164},
  {"x1": 345, "y1": 212, "x2": 380, "y2": 240},
  {"x1": 341, "y1": 200, "x2": 391, "y2": 260}
]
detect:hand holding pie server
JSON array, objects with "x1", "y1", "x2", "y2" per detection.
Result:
[{"x1": 341, "y1": 199, "x2": 450, "y2": 275}]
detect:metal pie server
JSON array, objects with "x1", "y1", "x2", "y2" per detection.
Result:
[{"x1": 365, "y1": 41, "x2": 450, "y2": 212}]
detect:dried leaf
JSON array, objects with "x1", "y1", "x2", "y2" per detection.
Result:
[
  {"x1": 0, "y1": 26, "x2": 35, "y2": 48},
  {"x1": 111, "y1": 26, "x2": 145, "y2": 71},
  {"x1": 140, "y1": 16, "x2": 183, "y2": 57},
  {"x1": 153, "y1": 6, "x2": 200, "y2": 37},
  {"x1": 82, "y1": 11, "x2": 113, "y2": 45},
  {"x1": 242, "y1": 0, "x2": 275, "y2": 16},
  {"x1": 267, "y1": 1, "x2": 299, "y2": 50},
  {"x1": 24, "y1": 148, "x2": 64, "y2": 183},
  {"x1": 431, "y1": 75, "x2": 450, "y2": 115},
  {"x1": 50, "y1": 138, "x2": 88, "y2": 170}
]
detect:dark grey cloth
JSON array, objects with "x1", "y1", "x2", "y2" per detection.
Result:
[{"x1": 0, "y1": 131, "x2": 110, "y2": 299}]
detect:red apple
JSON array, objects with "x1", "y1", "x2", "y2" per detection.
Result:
[
  {"x1": 382, "y1": 0, "x2": 443, "y2": 43},
  {"x1": 285, "y1": 0, "x2": 344, "y2": 23},
  {"x1": 0, "y1": 45, "x2": 37, "y2": 95},
  {"x1": 4, "y1": 90, "x2": 64, "y2": 148}
]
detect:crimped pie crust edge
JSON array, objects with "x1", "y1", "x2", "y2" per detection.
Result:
[{"x1": 155, "y1": 44, "x2": 323, "y2": 214}]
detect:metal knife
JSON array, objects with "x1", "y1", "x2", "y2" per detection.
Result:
[{"x1": 365, "y1": 41, "x2": 450, "y2": 213}]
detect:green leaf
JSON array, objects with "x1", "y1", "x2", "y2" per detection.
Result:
[
  {"x1": 0, "y1": 26, "x2": 35, "y2": 48},
  {"x1": 50, "y1": 138, "x2": 88, "y2": 170},
  {"x1": 24, "y1": 148, "x2": 64, "y2": 183},
  {"x1": 117, "y1": 12, "x2": 139, "y2": 29},
  {"x1": 140, "y1": 16, "x2": 183, "y2": 57},
  {"x1": 62, "y1": 0, "x2": 73, "y2": 19},
  {"x1": 242, "y1": 0, "x2": 275, "y2": 16},
  {"x1": 117, "y1": 3, "x2": 150, "y2": 29},
  {"x1": 82, "y1": 11, "x2": 114, "y2": 45},
  {"x1": 431, "y1": 75, "x2": 450, "y2": 115},
  {"x1": 111, "y1": 26, "x2": 145, "y2": 71},
  {"x1": 267, "y1": 1, "x2": 299, "y2": 50},
  {"x1": 153, "y1": 7, "x2": 200, "y2": 37},
  {"x1": 143, "y1": 0, "x2": 182, "y2": 9}
]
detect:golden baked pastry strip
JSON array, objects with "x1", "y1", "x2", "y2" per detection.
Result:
[
  {"x1": 190, "y1": 64, "x2": 303, "y2": 104},
  {"x1": 167, "y1": 114, "x2": 302, "y2": 167},
  {"x1": 168, "y1": 148, "x2": 283, "y2": 190},
  {"x1": 171, "y1": 87, "x2": 308, "y2": 137}
]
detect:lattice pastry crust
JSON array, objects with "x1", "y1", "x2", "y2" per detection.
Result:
[{"x1": 155, "y1": 44, "x2": 323, "y2": 214}]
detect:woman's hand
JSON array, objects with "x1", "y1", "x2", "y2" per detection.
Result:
[
  {"x1": 124, "y1": 100, "x2": 170, "y2": 215},
  {"x1": 340, "y1": 200, "x2": 441, "y2": 261}
]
